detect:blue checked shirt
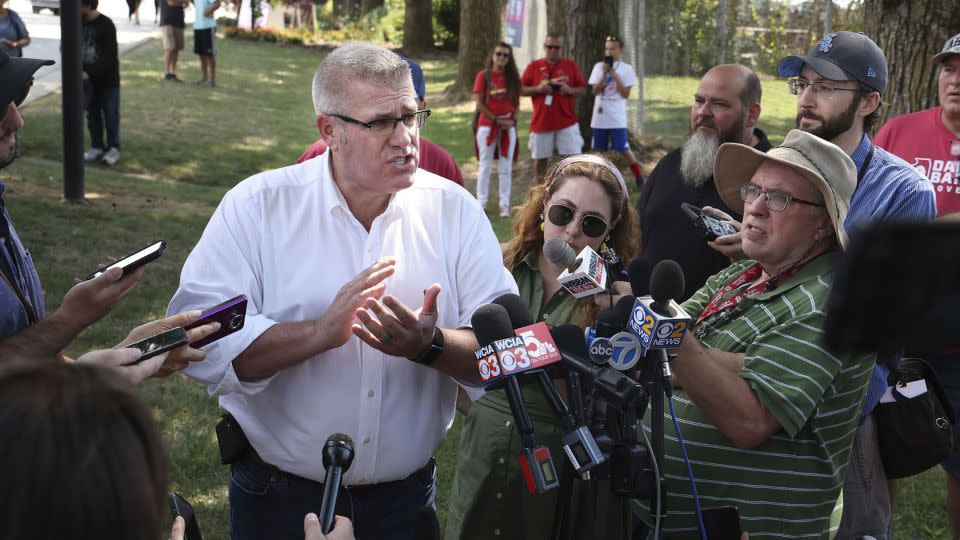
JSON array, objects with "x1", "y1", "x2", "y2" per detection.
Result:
[{"x1": 845, "y1": 134, "x2": 937, "y2": 418}]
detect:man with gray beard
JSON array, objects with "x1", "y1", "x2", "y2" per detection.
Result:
[{"x1": 634, "y1": 64, "x2": 770, "y2": 300}]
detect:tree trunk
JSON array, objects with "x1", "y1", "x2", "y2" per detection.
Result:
[
  {"x1": 864, "y1": 0, "x2": 960, "y2": 127},
  {"x1": 403, "y1": 0, "x2": 434, "y2": 55},
  {"x1": 450, "y1": 0, "x2": 507, "y2": 98},
  {"x1": 360, "y1": 0, "x2": 383, "y2": 14},
  {"x1": 823, "y1": 0, "x2": 832, "y2": 35},
  {"x1": 546, "y1": 0, "x2": 619, "y2": 146},
  {"x1": 717, "y1": 0, "x2": 727, "y2": 64}
]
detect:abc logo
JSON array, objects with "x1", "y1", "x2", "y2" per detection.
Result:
[{"x1": 589, "y1": 338, "x2": 614, "y2": 363}]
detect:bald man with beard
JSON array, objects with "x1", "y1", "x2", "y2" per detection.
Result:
[{"x1": 635, "y1": 64, "x2": 770, "y2": 300}]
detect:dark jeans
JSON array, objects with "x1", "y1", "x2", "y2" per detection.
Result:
[
  {"x1": 229, "y1": 454, "x2": 437, "y2": 540},
  {"x1": 84, "y1": 84, "x2": 120, "y2": 150}
]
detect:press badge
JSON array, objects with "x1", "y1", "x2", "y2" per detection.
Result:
[{"x1": 545, "y1": 94, "x2": 554, "y2": 106}]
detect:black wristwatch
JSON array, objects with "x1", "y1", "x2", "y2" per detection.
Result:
[{"x1": 408, "y1": 327, "x2": 444, "y2": 365}]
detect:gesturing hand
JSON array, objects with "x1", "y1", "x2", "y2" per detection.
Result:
[
  {"x1": 314, "y1": 258, "x2": 397, "y2": 351},
  {"x1": 353, "y1": 283, "x2": 441, "y2": 359}
]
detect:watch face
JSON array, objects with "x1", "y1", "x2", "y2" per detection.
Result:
[{"x1": 411, "y1": 328, "x2": 444, "y2": 365}]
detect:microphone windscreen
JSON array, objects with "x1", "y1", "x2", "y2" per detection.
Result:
[
  {"x1": 650, "y1": 259, "x2": 685, "y2": 305},
  {"x1": 543, "y1": 237, "x2": 577, "y2": 269},
  {"x1": 471, "y1": 303, "x2": 516, "y2": 347},
  {"x1": 614, "y1": 295, "x2": 636, "y2": 323},
  {"x1": 627, "y1": 258, "x2": 653, "y2": 297},
  {"x1": 595, "y1": 308, "x2": 622, "y2": 338},
  {"x1": 551, "y1": 324, "x2": 589, "y2": 359},
  {"x1": 491, "y1": 293, "x2": 534, "y2": 328}
]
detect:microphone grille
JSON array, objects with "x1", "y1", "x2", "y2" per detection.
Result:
[
  {"x1": 650, "y1": 260, "x2": 685, "y2": 305},
  {"x1": 543, "y1": 237, "x2": 576, "y2": 268},
  {"x1": 324, "y1": 433, "x2": 355, "y2": 450}
]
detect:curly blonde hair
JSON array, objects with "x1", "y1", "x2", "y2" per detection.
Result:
[{"x1": 503, "y1": 155, "x2": 641, "y2": 327}]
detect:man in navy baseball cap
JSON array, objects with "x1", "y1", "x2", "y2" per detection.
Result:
[
  {"x1": 0, "y1": 47, "x2": 53, "y2": 168},
  {"x1": 778, "y1": 31, "x2": 887, "y2": 95}
]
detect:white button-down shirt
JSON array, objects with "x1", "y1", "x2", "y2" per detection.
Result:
[{"x1": 168, "y1": 153, "x2": 517, "y2": 485}]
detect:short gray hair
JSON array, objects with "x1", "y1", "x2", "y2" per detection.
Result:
[{"x1": 312, "y1": 42, "x2": 412, "y2": 116}]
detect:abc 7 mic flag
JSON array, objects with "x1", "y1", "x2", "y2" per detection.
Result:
[{"x1": 588, "y1": 332, "x2": 645, "y2": 371}]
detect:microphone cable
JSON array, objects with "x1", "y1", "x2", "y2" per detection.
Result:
[{"x1": 667, "y1": 395, "x2": 707, "y2": 540}]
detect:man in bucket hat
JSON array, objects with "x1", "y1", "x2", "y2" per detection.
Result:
[
  {"x1": 632, "y1": 129, "x2": 875, "y2": 539},
  {"x1": 873, "y1": 31, "x2": 960, "y2": 538}
]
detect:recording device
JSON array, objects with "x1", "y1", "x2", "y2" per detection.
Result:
[
  {"x1": 681, "y1": 202, "x2": 737, "y2": 241},
  {"x1": 184, "y1": 294, "x2": 248, "y2": 348},
  {"x1": 628, "y1": 261, "x2": 691, "y2": 350},
  {"x1": 825, "y1": 221, "x2": 960, "y2": 354},
  {"x1": 543, "y1": 237, "x2": 608, "y2": 298},
  {"x1": 319, "y1": 433, "x2": 355, "y2": 534},
  {"x1": 85, "y1": 240, "x2": 166, "y2": 280},
  {"x1": 604, "y1": 55, "x2": 614, "y2": 67},
  {"x1": 473, "y1": 303, "x2": 559, "y2": 493},
  {"x1": 700, "y1": 506, "x2": 742, "y2": 540},
  {"x1": 126, "y1": 326, "x2": 189, "y2": 363},
  {"x1": 168, "y1": 492, "x2": 203, "y2": 540},
  {"x1": 549, "y1": 82, "x2": 562, "y2": 92}
]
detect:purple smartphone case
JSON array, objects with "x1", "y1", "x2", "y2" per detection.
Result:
[{"x1": 185, "y1": 295, "x2": 247, "y2": 348}]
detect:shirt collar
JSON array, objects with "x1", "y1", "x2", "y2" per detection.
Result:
[
  {"x1": 750, "y1": 251, "x2": 838, "y2": 301},
  {"x1": 850, "y1": 133, "x2": 873, "y2": 172},
  {"x1": 318, "y1": 152, "x2": 402, "y2": 221}
]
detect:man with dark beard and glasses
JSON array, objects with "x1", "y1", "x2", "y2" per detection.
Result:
[
  {"x1": 709, "y1": 32, "x2": 937, "y2": 539},
  {"x1": 635, "y1": 64, "x2": 769, "y2": 301}
]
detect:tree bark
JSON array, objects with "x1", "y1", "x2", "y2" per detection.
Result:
[
  {"x1": 450, "y1": 0, "x2": 507, "y2": 98},
  {"x1": 864, "y1": 0, "x2": 960, "y2": 127},
  {"x1": 360, "y1": 0, "x2": 383, "y2": 14},
  {"x1": 717, "y1": 0, "x2": 728, "y2": 64},
  {"x1": 546, "y1": 0, "x2": 620, "y2": 146},
  {"x1": 403, "y1": 0, "x2": 434, "y2": 55}
]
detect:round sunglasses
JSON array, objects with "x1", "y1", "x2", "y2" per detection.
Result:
[{"x1": 546, "y1": 203, "x2": 610, "y2": 238}]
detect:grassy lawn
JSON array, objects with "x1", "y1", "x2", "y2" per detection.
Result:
[{"x1": 8, "y1": 36, "x2": 947, "y2": 539}]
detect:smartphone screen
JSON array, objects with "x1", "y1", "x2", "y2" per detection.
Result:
[
  {"x1": 185, "y1": 294, "x2": 248, "y2": 348},
  {"x1": 86, "y1": 240, "x2": 166, "y2": 280},
  {"x1": 128, "y1": 327, "x2": 188, "y2": 363}
]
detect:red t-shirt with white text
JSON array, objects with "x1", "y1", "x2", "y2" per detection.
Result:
[
  {"x1": 473, "y1": 69, "x2": 517, "y2": 128},
  {"x1": 520, "y1": 57, "x2": 585, "y2": 133},
  {"x1": 874, "y1": 106, "x2": 960, "y2": 215}
]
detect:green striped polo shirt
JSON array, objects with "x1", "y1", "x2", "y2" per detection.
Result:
[{"x1": 634, "y1": 253, "x2": 875, "y2": 539}]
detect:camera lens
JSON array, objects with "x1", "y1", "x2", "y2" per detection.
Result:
[{"x1": 229, "y1": 312, "x2": 243, "y2": 330}]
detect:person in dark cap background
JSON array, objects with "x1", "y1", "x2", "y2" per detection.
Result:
[{"x1": 707, "y1": 31, "x2": 937, "y2": 538}]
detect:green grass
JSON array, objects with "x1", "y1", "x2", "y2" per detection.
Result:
[{"x1": 9, "y1": 36, "x2": 949, "y2": 539}]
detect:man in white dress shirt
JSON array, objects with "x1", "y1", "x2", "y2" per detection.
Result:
[{"x1": 168, "y1": 42, "x2": 517, "y2": 540}]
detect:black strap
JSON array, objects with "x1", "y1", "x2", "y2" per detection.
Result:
[{"x1": 856, "y1": 144, "x2": 875, "y2": 187}]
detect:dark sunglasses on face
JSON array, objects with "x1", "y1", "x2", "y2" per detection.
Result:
[
  {"x1": 494, "y1": 52, "x2": 510, "y2": 58},
  {"x1": 544, "y1": 44, "x2": 562, "y2": 50},
  {"x1": 0, "y1": 78, "x2": 33, "y2": 123},
  {"x1": 546, "y1": 203, "x2": 610, "y2": 238}
]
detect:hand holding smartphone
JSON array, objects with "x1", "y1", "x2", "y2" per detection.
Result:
[
  {"x1": 85, "y1": 240, "x2": 166, "y2": 280},
  {"x1": 681, "y1": 203, "x2": 737, "y2": 241},
  {"x1": 169, "y1": 492, "x2": 204, "y2": 540},
  {"x1": 126, "y1": 327, "x2": 188, "y2": 364},
  {"x1": 185, "y1": 295, "x2": 248, "y2": 348}
]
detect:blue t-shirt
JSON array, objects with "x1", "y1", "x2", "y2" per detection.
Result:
[
  {"x1": 0, "y1": 10, "x2": 29, "y2": 58},
  {"x1": 0, "y1": 184, "x2": 46, "y2": 339},
  {"x1": 193, "y1": 0, "x2": 217, "y2": 30}
]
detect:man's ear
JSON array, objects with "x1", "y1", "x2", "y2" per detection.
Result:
[
  {"x1": 745, "y1": 101, "x2": 761, "y2": 129},
  {"x1": 858, "y1": 92, "x2": 882, "y2": 119},
  {"x1": 316, "y1": 114, "x2": 339, "y2": 150}
]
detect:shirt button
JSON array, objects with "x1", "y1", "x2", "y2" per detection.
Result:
[
  {"x1": 498, "y1": 457, "x2": 505, "y2": 464},
  {"x1": 496, "y1": 492, "x2": 503, "y2": 499},
  {"x1": 543, "y1": 313, "x2": 550, "y2": 319},
  {"x1": 363, "y1": 436, "x2": 371, "y2": 444},
  {"x1": 494, "y1": 529, "x2": 501, "y2": 536},
  {"x1": 368, "y1": 390, "x2": 375, "y2": 398},
  {"x1": 504, "y1": 420, "x2": 511, "y2": 427}
]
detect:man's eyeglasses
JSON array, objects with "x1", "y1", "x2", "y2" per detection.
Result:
[
  {"x1": 331, "y1": 109, "x2": 431, "y2": 136},
  {"x1": 546, "y1": 203, "x2": 610, "y2": 238},
  {"x1": 740, "y1": 183, "x2": 824, "y2": 212},
  {"x1": 0, "y1": 78, "x2": 33, "y2": 123},
  {"x1": 788, "y1": 79, "x2": 867, "y2": 100},
  {"x1": 494, "y1": 52, "x2": 510, "y2": 58},
  {"x1": 544, "y1": 44, "x2": 562, "y2": 50}
]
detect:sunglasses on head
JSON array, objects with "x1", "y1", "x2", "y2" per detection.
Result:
[
  {"x1": 0, "y1": 78, "x2": 33, "y2": 123},
  {"x1": 546, "y1": 203, "x2": 610, "y2": 238}
]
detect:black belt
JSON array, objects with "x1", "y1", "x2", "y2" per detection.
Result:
[{"x1": 241, "y1": 445, "x2": 435, "y2": 489}]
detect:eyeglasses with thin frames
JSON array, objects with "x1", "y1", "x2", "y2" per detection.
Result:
[
  {"x1": 788, "y1": 78, "x2": 868, "y2": 100},
  {"x1": 740, "y1": 184, "x2": 825, "y2": 212},
  {"x1": 545, "y1": 203, "x2": 611, "y2": 238},
  {"x1": 330, "y1": 109, "x2": 431, "y2": 137},
  {"x1": 0, "y1": 78, "x2": 33, "y2": 124}
]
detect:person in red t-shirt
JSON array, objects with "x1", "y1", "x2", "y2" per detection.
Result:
[
  {"x1": 874, "y1": 33, "x2": 960, "y2": 216},
  {"x1": 520, "y1": 33, "x2": 587, "y2": 180},
  {"x1": 296, "y1": 57, "x2": 464, "y2": 186},
  {"x1": 474, "y1": 42, "x2": 520, "y2": 217}
]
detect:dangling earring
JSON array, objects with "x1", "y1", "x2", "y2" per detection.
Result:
[
  {"x1": 600, "y1": 237, "x2": 620, "y2": 265},
  {"x1": 539, "y1": 213, "x2": 545, "y2": 231}
]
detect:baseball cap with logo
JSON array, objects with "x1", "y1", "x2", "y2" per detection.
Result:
[
  {"x1": 933, "y1": 33, "x2": 960, "y2": 64},
  {"x1": 777, "y1": 31, "x2": 887, "y2": 95},
  {"x1": 713, "y1": 129, "x2": 857, "y2": 248}
]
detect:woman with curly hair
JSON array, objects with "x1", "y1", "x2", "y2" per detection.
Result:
[{"x1": 446, "y1": 154, "x2": 641, "y2": 540}]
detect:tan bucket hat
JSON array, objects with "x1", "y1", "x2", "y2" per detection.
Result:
[{"x1": 713, "y1": 129, "x2": 857, "y2": 248}]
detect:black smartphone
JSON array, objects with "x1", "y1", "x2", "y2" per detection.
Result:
[
  {"x1": 700, "y1": 506, "x2": 742, "y2": 540},
  {"x1": 184, "y1": 294, "x2": 248, "y2": 348},
  {"x1": 127, "y1": 327, "x2": 188, "y2": 363},
  {"x1": 604, "y1": 55, "x2": 614, "y2": 67},
  {"x1": 168, "y1": 492, "x2": 204, "y2": 540},
  {"x1": 85, "y1": 240, "x2": 166, "y2": 280},
  {"x1": 681, "y1": 202, "x2": 737, "y2": 241}
]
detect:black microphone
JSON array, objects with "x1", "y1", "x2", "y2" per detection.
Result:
[
  {"x1": 472, "y1": 303, "x2": 560, "y2": 493},
  {"x1": 319, "y1": 433, "x2": 355, "y2": 534},
  {"x1": 490, "y1": 294, "x2": 605, "y2": 475},
  {"x1": 627, "y1": 257, "x2": 653, "y2": 297},
  {"x1": 551, "y1": 325, "x2": 645, "y2": 413},
  {"x1": 650, "y1": 260, "x2": 684, "y2": 315}
]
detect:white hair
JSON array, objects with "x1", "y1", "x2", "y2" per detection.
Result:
[
  {"x1": 312, "y1": 42, "x2": 412, "y2": 116},
  {"x1": 680, "y1": 129, "x2": 721, "y2": 187}
]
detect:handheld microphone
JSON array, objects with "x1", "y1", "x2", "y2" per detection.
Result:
[
  {"x1": 491, "y1": 294, "x2": 605, "y2": 475},
  {"x1": 473, "y1": 303, "x2": 559, "y2": 494},
  {"x1": 544, "y1": 238, "x2": 608, "y2": 298},
  {"x1": 627, "y1": 257, "x2": 653, "y2": 297},
  {"x1": 551, "y1": 325, "x2": 646, "y2": 413},
  {"x1": 585, "y1": 296, "x2": 646, "y2": 371},
  {"x1": 628, "y1": 260, "x2": 692, "y2": 350},
  {"x1": 319, "y1": 433, "x2": 355, "y2": 534}
]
